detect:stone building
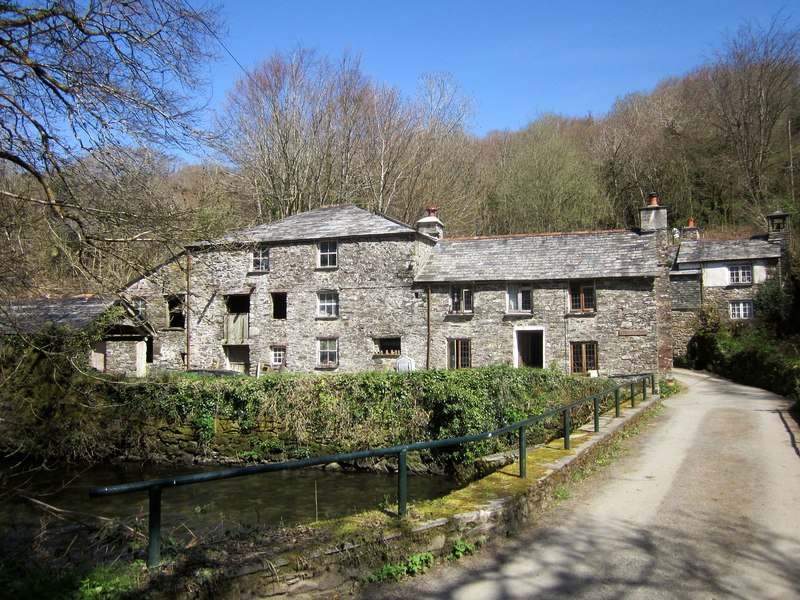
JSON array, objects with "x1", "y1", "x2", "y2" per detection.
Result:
[
  {"x1": 112, "y1": 201, "x2": 674, "y2": 377},
  {"x1": 669, "y1": 211, "x2": 790, "y2": 355},
  {"x1": 9, "y1": 201, "x2": 789, "y2": 378}
]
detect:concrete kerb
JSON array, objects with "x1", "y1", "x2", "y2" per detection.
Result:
[{"x1": 200, "y1": 394, "x2": 663, "y2": 599}]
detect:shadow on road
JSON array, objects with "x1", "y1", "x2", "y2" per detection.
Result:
[{"x1": 360, "y1": 510, "x2": 800, "y2": 600}]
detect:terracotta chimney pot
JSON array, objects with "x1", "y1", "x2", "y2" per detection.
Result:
[
  {"x1": 648, "y1": 193, "x2": 659, "y2": 206},
  {"x1": 688, "y1": 217, "x2": 696, "y2": 227}
]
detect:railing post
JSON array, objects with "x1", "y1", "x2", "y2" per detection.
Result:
[
  {"x1": 564, "y1": 410, "x2": 571, "y2": 450},
  {"x1": 398, "y1": 450, "x2": 408, "y2": 517},
  {"x1": 148, "y1": 487, "x2": 162, "y2": 568},
  {"x1": 642, "y1": 378, "x2": 647, "y2": 401},
  {"x1": 519, "y1": 426, "x2": 527, "y2": 479},
  {"x1": 630, "y1": 381, "x2": 636, "y2": 408},
  {"x1": 651, "y1": 373, "x2": 657, "y2": 395},
  {"x1": 593, "y1": 396, "x2": 600, "y2": 432},
  {"x1": 615, "y1": 387, "x2": 620, "y2": 417}
]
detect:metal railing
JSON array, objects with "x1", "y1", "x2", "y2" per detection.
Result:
[{"x1": 90, "y1": 373, "x2": 656, "y2": 567}]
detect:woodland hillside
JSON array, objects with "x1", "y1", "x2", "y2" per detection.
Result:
[{"x1": 1, "y1": 4, "x2": 799, "y2": 299}]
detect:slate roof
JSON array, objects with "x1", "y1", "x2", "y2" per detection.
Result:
[
  {"x1": 189, "y1": 205, "x2": 419, "y2": 248},
  {"x1": 414, "y1": 230, "x2": 659, "y2": 283},
  {"x1": 0, "y1": 295, "x2": 115, "y2": 335},
  {"x1": 675, "y1": 238, "x2": 782, "y2": 265}
]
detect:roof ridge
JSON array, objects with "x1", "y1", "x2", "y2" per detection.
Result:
[{"x1": 444, "y1": 229, "x2": 633, "y2": 241}]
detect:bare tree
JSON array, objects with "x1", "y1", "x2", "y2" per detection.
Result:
[
  {"x1": 216, "y1": 49, "x2": 477, "y2": 227},
  {"x1": 0, "y1": 0, "x2": 222, "y2": 294},
  {"x1": 699, "y1": 15, "x2": 800, "y2": 223}
]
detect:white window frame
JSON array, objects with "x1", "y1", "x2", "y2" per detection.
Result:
[
  {"x1": 449, "y1": 285, "x2": 474, "y2": 314},
  {"x1": 131, "y1": 296, "x2": 147, "y2": 320},
  {"x1": 318, "y1": 241, "x2": 338, "y2": 268},
  {"x1": 507, "y1": 283, "x2": 533, "y2": 313},
  {"x1": 729, "y1": 300, "x2": 754, "y2": 320},
  {"x1": 252, "y1": 246, "x2": 270, "y2": 272},
  {"x1": 317, "y1": 338, "x2": 339, "y2": 367},
  {"x1": 270, "y1": 345, "x2": 286, "y2": 367},
  {"x1": 728, "y1": 264, "x2": 753, "y2": 285},
  {"x1": 317, "y1": 292, "x2": 340, "y2": 318}
]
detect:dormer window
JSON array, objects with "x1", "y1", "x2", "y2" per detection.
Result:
[
  {"x1": 318, "y1": 241, "x2": 338, "y2": 268},
  {"x1": 252, "y1": 246, "x2": 270, "y2": 272},
  {"x1": 728, "y1": 264, "x2": 752, "y2": 285}
]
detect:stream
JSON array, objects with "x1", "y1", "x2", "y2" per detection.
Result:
[{"x1": 1, "y1": 460, "x2": 460, "y2": 544}]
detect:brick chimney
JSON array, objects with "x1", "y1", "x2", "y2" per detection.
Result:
[{"x1": 416, "y1": 206, "x2": 444, "y2": 240}]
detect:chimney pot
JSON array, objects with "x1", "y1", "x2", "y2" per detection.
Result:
[
  {"x1": 688, "y1": 217, "x2": 695, "y2": 227},
  {"x1": 425, "y1": 205, "x2": 439, "y2": 217},
  {"x1": 648, "y1": 193, "x2": 659, "y2": 206}
]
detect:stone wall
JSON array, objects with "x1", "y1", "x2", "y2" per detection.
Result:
[
  {"x1": 124, "y1": 236, "x2": 433, "y2": 375},
  {"x1": 115, "y1": 233, "x2": 663, "y2": 378},
  {"x1": 425, "y1": 278, "x2": 659, "y2": 376}
]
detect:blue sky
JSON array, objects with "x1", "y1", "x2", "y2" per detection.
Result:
[{"x1": 201, "y1": 1, "x2": 797, "y2": 137}]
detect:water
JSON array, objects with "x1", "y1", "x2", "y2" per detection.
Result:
[{"x1": 1, "y1": 460, "x2": 459, "y2": 536}]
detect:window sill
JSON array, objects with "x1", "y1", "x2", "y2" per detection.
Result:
[
  {"x1": 316, "y1": 315, "x2": 339, "y2": 321},
  {"x1": 504, "y1": 311, "x2": 534, "y2": 318},
  {"x1": 161, "y1": 327, "x2": 186, "y2": 331},
  {"x1": 247, "y1": 270, "x2": 269, "y2": 276},
  {"x1": 446, "y1": 311, "x2": 474, "y2": 318},
  {"x1": 565, "y1": 311, "x2": 596, "y2": 318},
  {"x1": 315, "y1": 364, "x2": 339, "y2": 371},
  {"x1": 373, "y1": 353, "x2": 401, "y2": 359},
  {"x1": 222, "y1": 339, "x2": 251, "y2": 345},
  {"x1": 316, "y1": 266, "x2": 338, "y2": 271},
  {"x1": 726, "y1": 283, "x2": 753, "y2": 288}
]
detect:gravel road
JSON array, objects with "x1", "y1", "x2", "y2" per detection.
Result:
[{"x1": 358, "y1": 369, "x2": 800, "y2": 600}]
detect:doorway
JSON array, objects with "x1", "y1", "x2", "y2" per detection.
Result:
[{"x1": 516, "y1": 330, "x2": 544, "y2": 368}]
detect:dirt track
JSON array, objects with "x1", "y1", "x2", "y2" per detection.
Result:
[{"x1": 359, "y1": 369, "x2": 800, "y2": 599}]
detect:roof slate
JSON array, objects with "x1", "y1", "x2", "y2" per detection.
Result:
[
  {"x1": 190, "y1": 205, "x2": 418, "y2": 247},
  {"x1": 675, "y1": 238, "x2": 782, "y2": 264},
  {"x1": 414, "y1": 230, "x2": 659, "y2": 282},
  {"x1": 0, "y1": 296, "x2": 114, "y2": 335}
]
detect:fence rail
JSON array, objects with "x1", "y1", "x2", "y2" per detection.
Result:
[{"x1": 90, "y1": 373, "x2": 656, "y2": 567}]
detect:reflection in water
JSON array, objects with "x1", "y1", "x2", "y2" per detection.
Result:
[{"x1": 2, "y1": 461, "x2": 459, "y2": 535}]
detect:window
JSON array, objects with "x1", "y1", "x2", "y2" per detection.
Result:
[
  {"x1": 729, "y1": 264, "x2": 752, "y2": 285},
  {"x1": 730, "y1": 300, "x2": 754, "y2": 320},
  {"x1": 271, "y1": 292, "x2": 287, "y2": 319},
  {"x1": 570, "y1": 281, "x2": 596, "y2": 312},
  {"x1": 270, "y1": 345, "x2": 286, "y2": 367},
  {"x1": 375, "y1": 337, "x2": 401, "y2": 356},
  {"x1": 449, "y1": 286, "x2": 474, "y2": 314},
  {"x1": 166, "y1": 294, "x2": 185, "y2": 329},
  {"x1": 507, "y1": 283, "x2": 532, "y2": 312},
  {"x1": 317, "y1": 292, "x2": 339, "y2": 317},
  {"x1": 318, "y1": 241, "x2": 338, "y2": 268},
  {"x1": 130, "y1": 297, "x2": 147, "y2": 320},
  {"x1": 318, "y1": 338, "x2": 338, "y2": 367},
  {"x1": 252, "y1": 246, "x2": 270, "y2": 272},
  {"x1": 225, "y1": 294, "x2": 250, "y2": 314},
  {"x1": 571, "y1": 341, "x2": 598, "y2": 375},
  {"x1": 448, "y1": 338, "x2": 472, "y2": 369}
]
